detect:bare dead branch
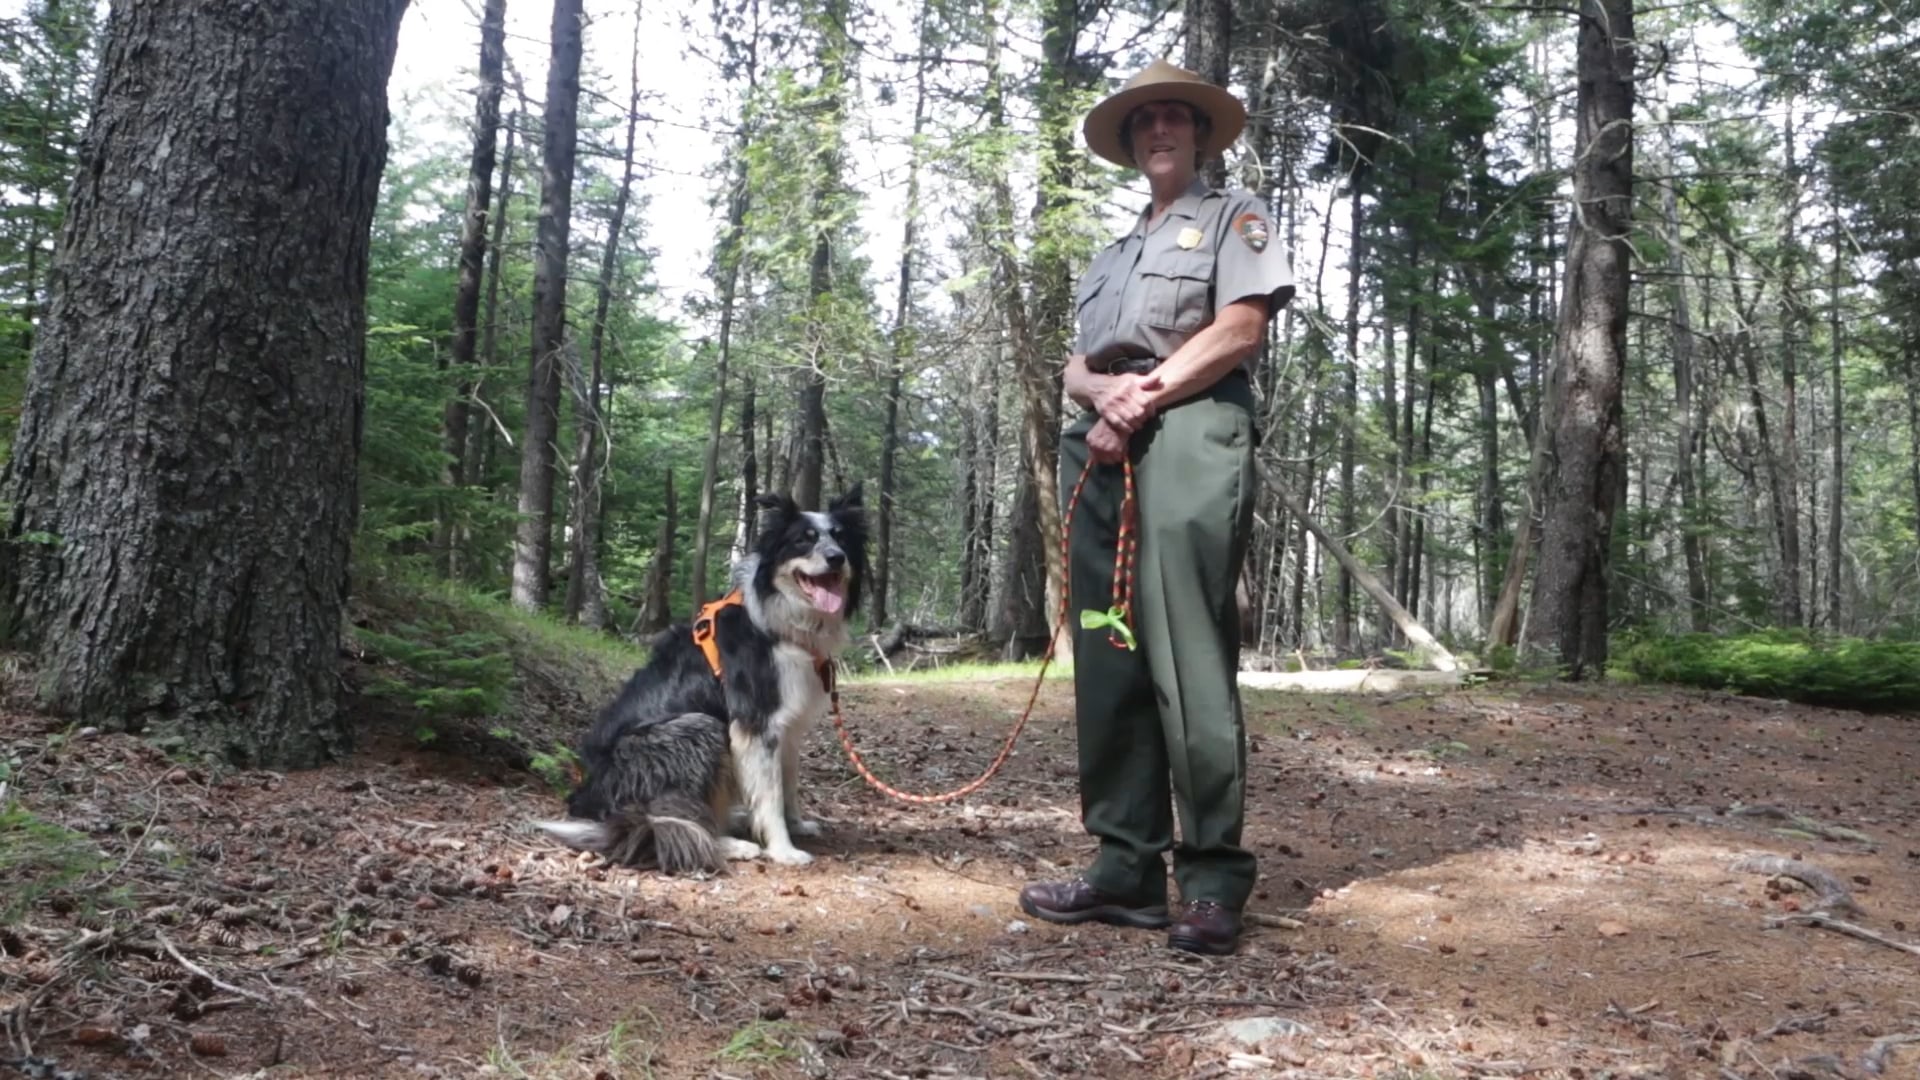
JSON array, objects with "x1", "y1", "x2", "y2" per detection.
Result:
[{"x1": 1767, "y1": 914, "x2": 1920, "y2": 960}]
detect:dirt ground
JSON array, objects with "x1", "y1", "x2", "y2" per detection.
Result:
[{"x1": 4, "y1": 668, "x2": 1919, "y2": 1079}]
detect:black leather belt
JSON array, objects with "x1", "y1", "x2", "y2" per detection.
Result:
[
  {"x1": 1104, "y1": 356, "x2": 1159, "y2": 376},
  {"x1": 1100, "y1": 355, "x2": 1247, "y2": 381}
]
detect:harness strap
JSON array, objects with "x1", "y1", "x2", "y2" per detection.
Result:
[
  {"x1": 690, "y1": 589, "x2": 743, "y2": 679},
  {"x1": 690, "y1": 587, "x2": 836, "y2": 692}
]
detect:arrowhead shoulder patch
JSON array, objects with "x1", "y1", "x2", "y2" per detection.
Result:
[{"x1": 1233, "y1": 211, "x2": 1270, "y2": 253}]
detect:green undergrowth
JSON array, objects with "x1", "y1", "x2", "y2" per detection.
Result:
[
  {"x1": 1615, "y1": 629, "x2": 1920, "y2": 712},
  {"x1": 346, "y1": 557, "x2": 648, "y2": 782},
  {"x1": 0, "y1": 763, "x2": 116, "y2": 923},
  {"x1": 487, "y1": 1009, "x2": 664, "y2": 1079}
]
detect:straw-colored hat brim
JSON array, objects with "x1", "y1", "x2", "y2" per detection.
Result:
[{"x1": 1082, "y1": 58, "x2": 1247, "y2": 169}]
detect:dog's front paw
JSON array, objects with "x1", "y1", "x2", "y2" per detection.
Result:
[
  {"x1": 765, "y1": 845, "x2": 815, "y2": 867},
  {"x1": 718, "y1": 837, "x2": 764, "y2": 861},
  {"x1": 787, "y1": 817, "x2": 824, "y2": 838}
]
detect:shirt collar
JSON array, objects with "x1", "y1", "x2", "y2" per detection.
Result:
[{"x1": 1133, "y1": 176, "x2": 1216, "y2": 235}]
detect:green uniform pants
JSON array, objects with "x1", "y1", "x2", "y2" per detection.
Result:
[{"x1": 1056, "y1": 373, "x2": 1258, "y2": 910}]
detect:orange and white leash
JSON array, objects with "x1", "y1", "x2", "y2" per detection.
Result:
[{"x1": 827, "y1": 455, "x2": 1138, "y2": 804}]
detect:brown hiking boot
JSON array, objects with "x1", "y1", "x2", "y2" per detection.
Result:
[
  {"x1": 1018, "y1": 878, "x2": 1171, "y2": 929},
  {"x1": 1167, "y1": 900, "x2": 1243, "y2": 955}
]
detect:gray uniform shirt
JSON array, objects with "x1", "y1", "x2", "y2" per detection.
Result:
[{"x1": 1074, "y1": 177, "x2": 1295, "y2": 372}]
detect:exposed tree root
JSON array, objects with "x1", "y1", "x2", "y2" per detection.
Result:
[
  {"x1": 1862, "y1": 1032, "x2": 1920, "y2": 1075},
  {"x1": 1729, "y1": 806, "x2": 1873, "y2": 844},
  {"x1": 1731, "y1": 853, "x2": 1864, "y2": 916}
]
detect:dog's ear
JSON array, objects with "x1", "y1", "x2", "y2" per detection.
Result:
[
  {"x1": 837, "y1": 480, "x2": 875, "y2": 511},
  {"x1": 830, "y1": 482, "x2": 864, "y2": 513},
  {"x1": 829, "y1": 483, "x2": 868, "y2": 539},
  {"x1": 829, "y1": 483, "x2": 871, "y2": 616},
  {"x1": 843, "y1": 518, "x2": 872, "y2": 617},
  {"x1": 755, "y1": 491, "x2": 798, "y2": 525}
]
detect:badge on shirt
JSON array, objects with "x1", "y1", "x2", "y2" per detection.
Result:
[
  {"x1": 1233, "y1": 212, "x2": 1270, "y2": 253},
  {"x1": 1176, "y1": 227, "x2": 1203, "y2": 250}
]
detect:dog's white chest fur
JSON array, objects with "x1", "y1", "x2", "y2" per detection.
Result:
[{"x1": 768, "y1": 642, "x2": 831, "y2": 738}]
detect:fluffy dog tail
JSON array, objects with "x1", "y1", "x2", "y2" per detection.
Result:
[
  {"x1": 535, "y1": 710, "x2": 730, "y2": 875},
  {"x1": 535, "y1": 792, "x2": 721, "y2": 874}
]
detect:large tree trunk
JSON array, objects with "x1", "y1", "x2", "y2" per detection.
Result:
[
  {"x1": 562, "y1": 8, "x2": 640, "y2": 630},
  {"x1": 0, "y1": 0, "x2": 410, "y2": 767},
  {"x1": 1520, "y1": 0, "x2": 1634, "y2": 677},
  {"x1": 1012, "y1": 0, "x2": 1091, "y2": 658},
  {"x1": 981, "y1": 0, "x2": 1051, "y2": 656},
  {"x1": 509, "y1": 0, "x2": 584, "y2": 611},
  {"x1": 437, "y1": 0, "x2": 507, "y2": 578},
  {"x1": 1183, "y1": 0, "x2": 1233, "y2": 190}
]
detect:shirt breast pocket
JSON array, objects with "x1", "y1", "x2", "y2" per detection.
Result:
[{"x1": 1137, "y1": 252, "x2": 1214, "y2": 333}]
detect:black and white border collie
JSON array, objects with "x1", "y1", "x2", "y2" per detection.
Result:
[{"x1": 535, "y1": 485, "x2": 868, "y2": 873}]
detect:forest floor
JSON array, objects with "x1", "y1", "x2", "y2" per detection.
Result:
[{"x1": 5, "y1": 661, "x2": 1920, "y2": 1080}]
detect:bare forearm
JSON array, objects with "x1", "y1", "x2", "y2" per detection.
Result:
[
  {"x1": 1064, "y1": 353, "x2": 1118, "y2": 411},
  {"x1": 1146, "y1": 305, "x2": 1266, "y2": 410}
]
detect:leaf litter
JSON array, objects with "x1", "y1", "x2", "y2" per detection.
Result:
[{"x1": 1, "y1": 675, "x2": 1918, "y2": 1078}]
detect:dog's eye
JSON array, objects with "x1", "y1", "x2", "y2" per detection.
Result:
[{"x1": 804, "y1": 528, "x2": 817, "y2": 540}]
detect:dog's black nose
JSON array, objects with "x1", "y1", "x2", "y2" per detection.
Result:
[{"x1": 826, "y1": 552, "x2": 846, "y2": 570}]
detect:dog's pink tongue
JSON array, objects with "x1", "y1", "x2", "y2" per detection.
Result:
[{"x1": 804, "y1": 576, "x2": 846, "y2": 614}]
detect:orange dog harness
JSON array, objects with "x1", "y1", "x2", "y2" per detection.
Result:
[{"x1": 690, "y1": 589, "x2": 834, "y2": 691}]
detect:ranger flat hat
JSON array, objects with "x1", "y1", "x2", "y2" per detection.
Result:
[{"x1": 1082, "y1": 57, "x2": 1247, "y2": 169}]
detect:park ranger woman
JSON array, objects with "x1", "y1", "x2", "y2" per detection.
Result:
[{"x1": 1018, "y1": 59, "x2": 1295, "y2": 956}]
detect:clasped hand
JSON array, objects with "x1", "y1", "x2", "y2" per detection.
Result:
[{"x1": 1087, "y1": 371, "x2": 1161, "y2": 466}]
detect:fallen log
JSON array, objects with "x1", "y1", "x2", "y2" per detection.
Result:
[
  {"x1": 1237, "y1": 669, "x2": 1468, "y2": 693},
  {"x1": 1255, "y1": 463, "x2": 1461, "y2": 673},
  {"x1": 868, "y1": 623, "x2": 971, "y2": 658}
]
